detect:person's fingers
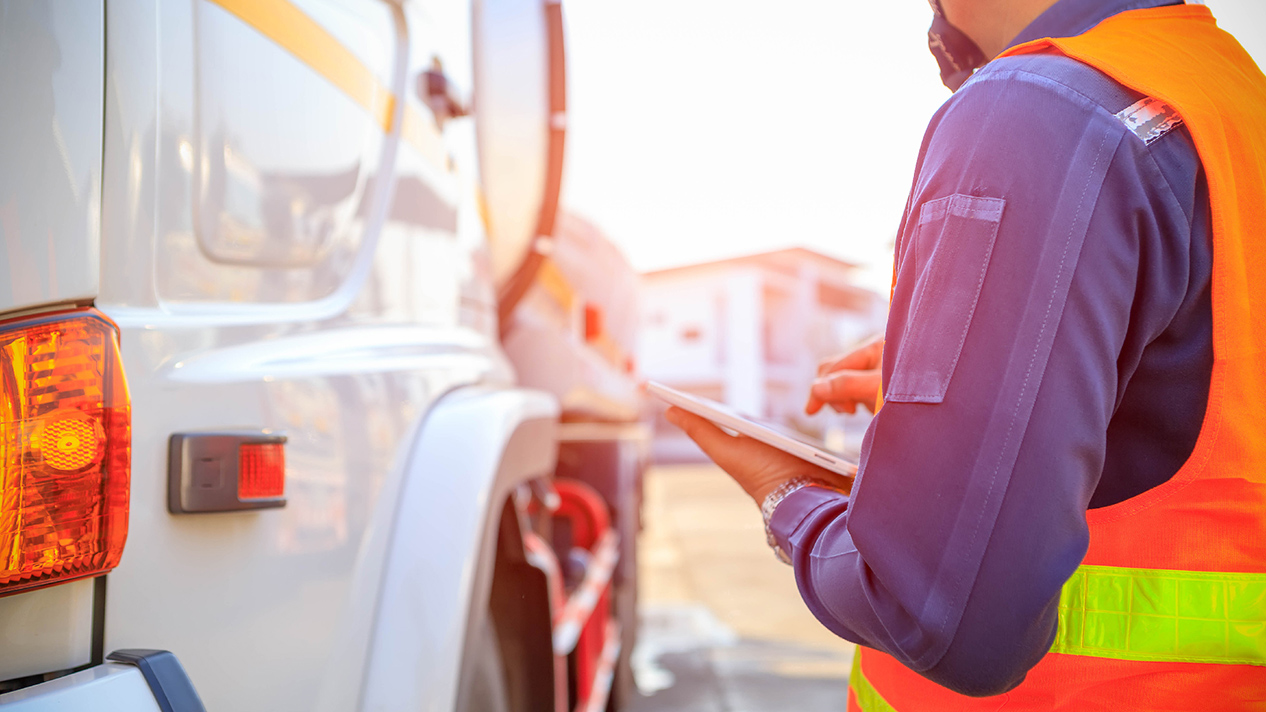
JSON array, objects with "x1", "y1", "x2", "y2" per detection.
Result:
[
  {"x1": 811, "y1": 369, "x2": 880, "y2": 407},
  {"x1": 816, "y1": 338, "x2": 884, "y2": 377},
  {"x1": 664, "y1": 406, "x2": 719, "y2": 445},
  {"x1": 816, "y1": 351, "x2": 865, "y2": 377},
  {"x1": 808, "y1": 366, "x2": 881, "y2": 415},
  {"x1": 664, "y1": 407, "x2": 784, "y2": 492},
  {"x1": 807, "y1": 390, "x2": 865, "y2": 414},
  {"x1": 816, "y1": 357, "x2": 834, "y2": 378},
  {"x1": 664, "y1": 407, "x2": 745, "y2": 470},
  {"x1": 805, "y1": 394, "x2": 824, "y2": 415},
  {"x1": 860, "y1": 337, "x2": 885, "y2": 368},
  {"x1": 664, "y1": 407, "x2": 854, "y2": 498}
]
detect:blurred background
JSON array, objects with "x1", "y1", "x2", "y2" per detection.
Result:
[
  {"x1": 564, "y1": 0, "x2": 1266, "y2": 282},
  {"x1": 554, "y1": 2, "x2": 1266, "y2": 709}
]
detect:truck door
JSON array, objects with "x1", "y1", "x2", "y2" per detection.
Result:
[{"x1": 96, "y1": 2, "x2": 488, "y2": 711}]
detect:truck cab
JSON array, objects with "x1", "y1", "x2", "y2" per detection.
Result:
[{"x1": 0, "y1": 1, "x2": 644, "y2": 710}]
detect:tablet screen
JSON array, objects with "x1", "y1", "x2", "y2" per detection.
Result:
[
  {"x1": 646, "y1": 381, "x2": 858, "y2": 475},
  {"x1": 693, "y1": 392, "x2": 833, "y2": 450}
]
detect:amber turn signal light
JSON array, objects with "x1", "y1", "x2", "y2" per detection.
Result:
[{"x1": 0, "y1": 308, "x2": 130, "y2": 597}]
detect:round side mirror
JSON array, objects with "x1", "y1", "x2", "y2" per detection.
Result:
[{"x1": 472, "y1": 0, "x2": 567, "y2": 294}]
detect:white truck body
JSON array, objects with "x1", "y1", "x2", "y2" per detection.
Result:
[{"x1": 0, "y1": 1, "x2": 643, "y2": 710}]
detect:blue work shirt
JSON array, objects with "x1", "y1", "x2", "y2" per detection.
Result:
[{"x1": 769, "y1": 0, "x2": 1213, "y2": 696}]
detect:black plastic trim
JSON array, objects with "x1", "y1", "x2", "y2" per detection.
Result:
[
  {"x1": 107, "y1": 649, "x2": 206, "y2": 712},
  {"x1": 90, "y1": 576, "x2": 107, "y2": 665}
]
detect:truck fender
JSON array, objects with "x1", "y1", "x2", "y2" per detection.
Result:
[{"x1": 359, "y1": 386, "x2": 559, "y2": 712}]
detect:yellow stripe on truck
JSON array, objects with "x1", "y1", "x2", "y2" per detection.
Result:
[
  {"x1": 209, "y1": 0, "x2": 395, "y2": 131},
  {"x1": 208, "y1": 0, "x2": 446, "y2": 167}
]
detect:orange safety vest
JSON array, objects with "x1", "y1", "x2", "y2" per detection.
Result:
[{"x1": 851, "y1": 5, "x2": 1266, "y2": 710}]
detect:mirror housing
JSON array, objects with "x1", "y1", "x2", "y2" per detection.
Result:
[{"x1": 472, "y1": 0, "x2": 567, "y2": 304}]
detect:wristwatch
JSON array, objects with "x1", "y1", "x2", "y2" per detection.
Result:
[{"x1": 761, "y1": 476, "x2": 832, "y2": 565}]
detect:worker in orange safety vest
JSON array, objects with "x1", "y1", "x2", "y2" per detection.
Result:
[{"x1": 666, "y1": 0, "x2": 1266, "y2": 708}]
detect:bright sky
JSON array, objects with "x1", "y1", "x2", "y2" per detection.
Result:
[{"x1": 559, "y1": 0, "x2": 1266, "y2": 292}]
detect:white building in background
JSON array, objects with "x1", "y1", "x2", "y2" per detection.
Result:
[{"x1": 639, "y1": 248, "x2": 887, "y2": 462}]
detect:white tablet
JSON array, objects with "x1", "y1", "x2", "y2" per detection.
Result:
[{"x1": 646, "y1": 381, "x2": 858, "y2": 477}]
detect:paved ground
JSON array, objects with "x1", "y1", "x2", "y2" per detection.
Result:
[{"x1": 627, "y1": 464, "x2": 855, "y2": 711}]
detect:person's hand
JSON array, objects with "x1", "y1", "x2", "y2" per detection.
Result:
[
  {"x1": 805, "y1": 337, "x2": 884, "y2": 416},
  {"x1": 664, "y1": 407, "x2": 853, "y2": 505}
]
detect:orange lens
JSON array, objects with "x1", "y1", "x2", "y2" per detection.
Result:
[
  {"x1": 0, "y1": 309, "x2": 130, "y2": 596},
  {"x1": 238, "y1": 442, "x2": 284, "y2": 500}
]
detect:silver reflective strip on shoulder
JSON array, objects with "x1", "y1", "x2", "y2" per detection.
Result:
[{"x1": 1116, "y1": 97, "x2": 1184, "y2": 145}]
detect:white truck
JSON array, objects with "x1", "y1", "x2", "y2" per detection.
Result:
[{"x1": 0, "y1": 1, "x2": 646, "y2": 710}]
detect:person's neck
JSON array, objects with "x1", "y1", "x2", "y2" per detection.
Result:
[{"x1": 941, "y1": 0, "x2": 1062, "y2": 59}]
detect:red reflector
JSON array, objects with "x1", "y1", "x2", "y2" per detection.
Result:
[
  {"x1": 0, "y1": 308, "x2": 130, "y2": 597},
  {"x1": 238, "y1": 442, "x2": 284, "y2": 499},
  {"x1": 584, "y1": 303, "x2": 604, "y2": 342}
]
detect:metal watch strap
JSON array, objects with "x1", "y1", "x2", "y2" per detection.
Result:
[{"x1": 761, "y1": 476, "x2": 827, "y2": 565}]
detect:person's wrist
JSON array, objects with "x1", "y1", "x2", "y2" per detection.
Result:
[
  {"x1": 760, "y1": 476, "x2": 838, "y2": 564},
  {"x1": 751, "y1": 480, "x2": 787, "y2": 505},
  {"x1": 749, "y1": 466, "x2": 852, "y2": 504}
]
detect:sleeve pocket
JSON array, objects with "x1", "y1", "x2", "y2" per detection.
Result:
[{"x1": 886, "y1": 194, "x2": 1005, "y2": 404}]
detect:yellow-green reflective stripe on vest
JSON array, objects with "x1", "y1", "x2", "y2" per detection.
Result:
[
  {"x1": 1054, "y1": 564, "x2": 1266, "y2": 665},
  {"x1": 849, "y1": 653, "x2": 896, "y2": 712},
  {"x1": 848, "y1": 565, "x2": 1266, "y2": 711}
]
